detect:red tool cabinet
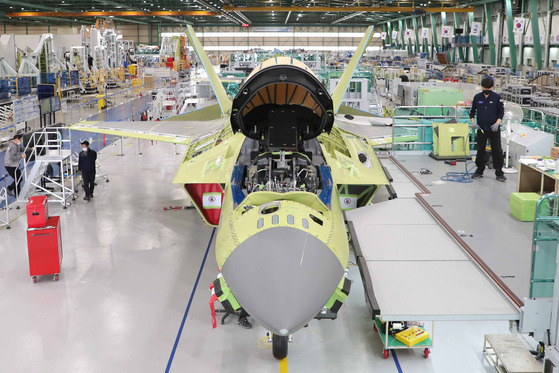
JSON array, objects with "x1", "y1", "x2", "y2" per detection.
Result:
[{"x1": 27, "y1": 216, "x2": 63, "y2": 282}]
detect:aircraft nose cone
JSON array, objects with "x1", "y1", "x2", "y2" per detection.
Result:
[{"x1": 221, "y1": 227, "x2": 344, "y2": 335}]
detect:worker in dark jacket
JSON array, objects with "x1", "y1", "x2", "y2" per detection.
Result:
[
  {"x1": 469, "y1": 77, "x2": 506, "y2": 182},
  {"x1": 3, "y1": 134, "x2": 26, "y2": 197},
  {"x1": 78, "y1": 140, "x2": 97, "y2": 201}
]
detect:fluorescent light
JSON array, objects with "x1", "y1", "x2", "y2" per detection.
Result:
[
  {"x1": 186, "y1": 45, "x2": 382, "y2": 51},
  {"x1": 196, "y1": 32, "x2": 367, "y2": 38}
]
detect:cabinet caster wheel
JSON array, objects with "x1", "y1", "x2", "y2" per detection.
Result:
[
  {"x1": 32, "y1": 276, "x2": 37, "y2": 283},
  {"x1": 383, "y1": 349, "x2": 389, "y2": 359},
  {"x1": 424, "y1": 348, "x2": 429, "y2": 358},
  {"x1": 54, "y1": 274, "x2": 59, "y2": 281}
]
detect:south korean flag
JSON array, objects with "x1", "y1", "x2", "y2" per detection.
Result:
[{"x1": 513, "y1": 17, "x2": 526, "y2": 34}]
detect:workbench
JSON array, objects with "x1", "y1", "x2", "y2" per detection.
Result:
[
  {"x1": 483, "y1": 334, "x2": 541, "y2": 373},
  {"x1": 517, "y1": 162, "x2": 559, "y2": 195}
]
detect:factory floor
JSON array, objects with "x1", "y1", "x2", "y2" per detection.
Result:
[{"x1": 0, "y1": 141, "x2": 536, "y2": 372}]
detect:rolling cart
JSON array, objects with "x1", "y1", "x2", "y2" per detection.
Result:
[
  {"x1": 374, "y1": 317, "x2": 433, "y2": 359},
  {"x1": 27, "y1": 216, "x2": 63, "y2": 282},
  {"x1": 26, "y1": 196, "x2": 63, "y2": 283}
]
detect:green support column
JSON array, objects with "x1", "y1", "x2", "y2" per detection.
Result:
[
  {"x1": 505, "y1": 0, "x2": 518, "y2": 70},
  {"x1": 530, "y1": 0, "x2": 543, "y2": 69},
  {"x1": 454, "y1": 13, "x2": 464, "y2": 62},
  {"x1": 383, "y1": 25, "x2": 388, "y2": 47},
  {"x1": 422, "y1": 16, "x2": 429, "y2": 54},
  {"x1": 480, "y1": 6, "x2": 486, "y2": 63},
  {"x1": 485, "y1": 4, "x2": 496, "y2": 65},
  {"x1": 469, "y1": 12, "x2": 480, "y2": 63},
  {"x1": 387, "y1": 22, "x2": 393, "y2": 46},
  {"x1": 407, "y1": 19, "x2": 414, "y2": 55},
  {"x1": 431, "y1": 14, "x2": 440, "y2": 58},
  {"x1": 413, "y1": 17, "x2": 421, "y2": 54},
  {"x1": 157, "y1": 23, "x2": 161, "y2": 45},
  {"x1": 399, "y1": 19, "x2": 405, "y2": 51},
  {"x1": 441, "y1": 11, "x2": 448, "y2": 51},
  {"x1": 519, "y1": 0, "x2": 526, "y2": 65},
  {"x1": 464, "y1": 16, "x2": 470, "y2": 62},
  {"x1": 545, "y1": 0, "x2": 552, "y2": 67}
]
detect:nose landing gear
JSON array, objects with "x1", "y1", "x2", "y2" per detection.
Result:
[{"x1": 272, "y1": 334, "x2": 289, "y2": 360}]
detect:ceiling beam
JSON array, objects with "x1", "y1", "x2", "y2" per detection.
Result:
[
  {"x1": 284, "y1": 11, "x2": 291, "y2": 24},
  {"x1": 332, "y1": 11, "x2": 365, "y2": 24},
  {"x1": 223, "y1": 6, "x2": 475, "y2": 13},
  {"x1": 90, "y1": 0, "x2": 192, "y2": 24},
  {"x1": 195, "y1": 0, "x2": 244, "y2": 25},
  {"x1": 0, "y1": 15, "x2": 81, "y2": 23},
  {"x1": 234, "y1": 11, "x2": 252, "y2": 25},
  {"x1": 105, "y1": 16, "x2": 149, "y2": 25},
  {"x1": 158, "y1": 15, "x2": 189, "y2": 23},
  {"x1": 8, "y1": 11, "x2": 216, "y2": 17},
  {"x1": 0, "y1": 0, "x2": 63, "y2": 12}
]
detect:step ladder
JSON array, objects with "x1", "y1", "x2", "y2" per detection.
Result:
[{"x1": 15, "y1": 127, "x2": 77, "y2": 208}]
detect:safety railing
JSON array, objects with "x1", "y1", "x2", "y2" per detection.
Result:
[
  {"x1": 0, "y1": 185, "x2": 10, "y2": 229},
  {"x1": 530, "y1": 193, "x2": 559, "y2": 298},
  {"x1": 520, "y1": 107, "x2": 559, "y2": 145},
  {"x1": 14, "y1": 126, "x2": 76, "y2": 206},
  {"x1": 390, "y1": 106, "x2": 473, "y2": 154}
]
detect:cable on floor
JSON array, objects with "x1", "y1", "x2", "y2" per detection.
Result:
[{"x1": 440, "y1": 128, "x2": 477, "y2": 183}]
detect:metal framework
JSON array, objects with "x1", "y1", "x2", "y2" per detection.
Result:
[
  {"x1": 17, "y1": 127, "x2": 77, "y2": 208},
  {"x1": 0, "y1": 186, "x2": 10, "y2": 230}
]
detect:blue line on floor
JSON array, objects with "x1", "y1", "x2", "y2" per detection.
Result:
[
  {"x1": 392, "y1": 350, "x2": 404, "y2": 373},
  {"x1": 165, "y1": 227, "x2": 216, "y2": 373}
]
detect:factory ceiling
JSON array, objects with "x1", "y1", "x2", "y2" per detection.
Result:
[{"x1": 0, "y1": 0, "x2": 479, "y2": 27}]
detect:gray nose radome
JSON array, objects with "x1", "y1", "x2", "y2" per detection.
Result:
[{"x1": 221, "y1": 226, "x2": 344, "y2": 335}]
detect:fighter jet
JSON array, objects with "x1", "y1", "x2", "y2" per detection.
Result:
[{"x1": 71, "y1": 25, "x2": 389, "y2": 359}]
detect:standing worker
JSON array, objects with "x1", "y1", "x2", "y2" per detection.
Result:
[
  {"x1": 78, "y1": 141, "x2": 97, "y2": 201},
  {"x1": 469, "y1": 77, "x2": 506, "y2": 182},
  {"x1": 4, "y1": 134, "x2": 26, "y2": 197},
  {"x1": 88, "y1": 54, "x2": 94, "y2": 71}
]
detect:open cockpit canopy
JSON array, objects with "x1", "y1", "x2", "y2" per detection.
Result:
[{"x1": 231, "y1": 57, "x2": 334, "y2": 150}]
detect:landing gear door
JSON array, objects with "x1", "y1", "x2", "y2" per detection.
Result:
[{"x1": 185, "y1": 183, "x2": 224, "y2": 226}]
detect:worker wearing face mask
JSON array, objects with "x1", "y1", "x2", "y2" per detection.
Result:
[
  {"x1": 3, "y1": 134, "x2": 26, "y2": 197},
  {"x1": 78, "y1": 140, "x2": 97, "y2": 201},
  {"x1": 469, "y1": 76, "x2": 506, "y2": 182}
]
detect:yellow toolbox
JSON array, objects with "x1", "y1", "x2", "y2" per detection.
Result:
[{"x1": 395, "y1": 326, "x2": 430, "y2": 347}]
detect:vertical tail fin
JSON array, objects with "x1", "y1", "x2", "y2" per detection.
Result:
[
  {"x1": 185, "y1": 25, "x2": 232, "y2": 116},
  {"x1": 331, "y1": 26, "x2": 375, "y2": 114}
]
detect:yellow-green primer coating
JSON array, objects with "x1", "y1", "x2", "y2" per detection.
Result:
[{"x1": 215, "y1": 187, "x2": 349, "y2": 270}]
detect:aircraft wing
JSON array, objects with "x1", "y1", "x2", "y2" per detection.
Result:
[
  {"x1": 331, "y1": 26, "x2": 375, "y2": 114},
  {"x1": 69, "y1": 104, "x2": 230, "y2": 147},
  {"x1": 185, "y1": 25, "x2": 232, "y2": 116}
]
